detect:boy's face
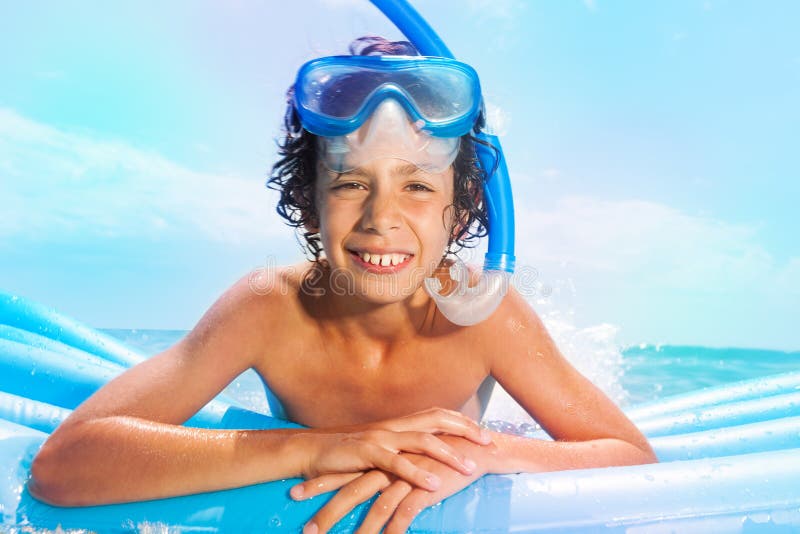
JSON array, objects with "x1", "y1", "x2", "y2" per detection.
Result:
[{"x1": 314, "y1": 158, "x2": 455, "y2": 304}]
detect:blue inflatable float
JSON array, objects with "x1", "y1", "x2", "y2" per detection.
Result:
[{"x1": 2, "y1": 291, "x2": 800, "y2": 533}]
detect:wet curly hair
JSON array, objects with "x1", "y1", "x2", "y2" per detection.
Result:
[{"x1": 267, "y1": 36, "x2": 494, "y2": 262}]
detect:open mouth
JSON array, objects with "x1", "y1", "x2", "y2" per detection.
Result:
[{"x1": 348, "y1": 249, "x2": 414, "y2": 272}]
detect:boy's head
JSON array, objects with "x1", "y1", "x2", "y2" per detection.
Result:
[{"x1": 268, "y1": 36, "x2": 490, "y2": 264}]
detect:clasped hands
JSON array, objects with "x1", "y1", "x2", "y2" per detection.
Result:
[{"x1": 292, "y1": 408, "x2": 498, "y2": 534}]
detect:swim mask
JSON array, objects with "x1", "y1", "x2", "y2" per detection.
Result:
[{"x1": 293, "y1": 55, "x2": 483, "y2": 172}]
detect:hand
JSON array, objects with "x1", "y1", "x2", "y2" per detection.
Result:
[
  {"x1": 297, "y1": 408, "x2": 491, "y2": 491},
  {"x1": 298, "y1": 428, "x2": 480, "y2": 494},
  {"x1": 364, "y1": 408, "x2": 492, "y2": 447},
  {"x1": 293, "y1": 434, "x2": 496, "y2": 534}
]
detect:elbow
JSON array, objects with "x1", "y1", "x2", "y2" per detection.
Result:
[
  {"x1": 29, "y1": 443, "x2": 74, "y2": 507},
  {"x1": 28, "y1": 423, "x2": 97, "y2": 507}
]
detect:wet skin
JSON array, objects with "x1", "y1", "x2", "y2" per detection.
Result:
[
  {"x1": 254, "y1": 158, "x2": 492, "y2": 426},
  {"x1": 28, "y1": 157, "x2": 656, "y2": 526}
]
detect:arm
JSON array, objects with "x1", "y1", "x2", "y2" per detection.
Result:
[
  {"x1": 484, "y1": 285, "x2": 656, "y2": 471},
  {"x1": 296, "y1": 286, "x2": 656, "y2": 533},
  {"x1": 29, "y1": 275, "x2": 294, "y2": 505},
  {"x1": 29, "y1": 275, "x2": 484, "y2": 506},
  {"x1": 369, "y1": 288, "x2": 657, "y2": 532}
]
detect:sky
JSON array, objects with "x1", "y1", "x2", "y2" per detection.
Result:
[{"x1": 1, "y1": 0, "x2": 798, "y2": 350}]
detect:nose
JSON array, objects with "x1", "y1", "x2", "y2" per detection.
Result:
[{"x1": 361, "y1": 187, "x2": 402, "y2": 234}]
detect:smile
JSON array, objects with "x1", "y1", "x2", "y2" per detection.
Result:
[{"x1": 348, "y1": 249, "x2": 414, "y2": 273}]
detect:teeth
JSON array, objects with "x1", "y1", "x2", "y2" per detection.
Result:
[{"x1": 357, "y1": 251, "x2": 410, "y2": 266}]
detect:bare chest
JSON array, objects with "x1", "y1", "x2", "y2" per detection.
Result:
[{"x1": 256, "y1": 330, "x2": 489, "y2": 427}]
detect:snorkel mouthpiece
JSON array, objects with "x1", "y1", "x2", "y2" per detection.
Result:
[{"x1": 424, "y1": 260, "x2": 511, "y2": 326}]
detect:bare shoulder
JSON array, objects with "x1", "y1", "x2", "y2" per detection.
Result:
[
  {"x1": 182, "y1": 263, "x2": 313, "y2": 360},
  {"x1": 490, "y1": 283, "x2": 543, "y2": 331},
  {"x1": 467, "y1": 281, "x2": 550, "y2": 362},
  {"x1": 446, "y1": 256, "x2": 542, "y2": 328}
]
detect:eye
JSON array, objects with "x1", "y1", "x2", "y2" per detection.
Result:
[
  {"x1": 332, "y1": 182, "x2": 366, "y2": 190},
  {"x1": 407, "y1": 183, "x2": 434, "y2": 192}
]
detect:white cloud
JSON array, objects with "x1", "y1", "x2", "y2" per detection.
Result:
[
  {"x1": 515, "y1": 195, "x2": 777, "y2": 293},
  {"x1": 776, "y1": 257, "x2": 800, "y2": 295},
  {"x1": 0, "y1": 108, "x2": 285, "y2": 244}
]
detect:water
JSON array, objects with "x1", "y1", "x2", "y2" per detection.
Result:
[{"x1": 102, "y1": 328, "x2": 800, "y2": 421}]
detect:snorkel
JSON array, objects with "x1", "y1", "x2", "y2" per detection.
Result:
[{"x1": 370, "y1": 0, "x2": 516, "y2": 326}]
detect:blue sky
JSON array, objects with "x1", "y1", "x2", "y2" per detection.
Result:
[{"x1": 1, "y1": 1, "x2": 798, "y2": 350}]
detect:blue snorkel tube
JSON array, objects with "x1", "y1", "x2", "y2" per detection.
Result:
[{"x1": 371, "y1": 0, "x2": 516, "y2": 325}]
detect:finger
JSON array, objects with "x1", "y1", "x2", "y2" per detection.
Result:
[
  {"x1": 385, "y1": 490, "x2": 434, "y2": 534},
  {"x1": 308, "y1": 470, "x2": 391, "y2": 534},
  {"x1": 366, "y1": 444, "x2": 441, "y2": 491},
  {"x1": 355, "y1": 480, "x2": 412, "y2": 534},
  {"x1": 421, "y1": 409, "x2": 493, "y2": 445},
  {"x1": 393, "y1": 431, "x2": 476, "y2": 475},
  {"x1": 389, "y1": 408, "x2": 492, "y2": 445},
  {"x1": 291, "y1": 472, "x2": 364, "y2": 501}
]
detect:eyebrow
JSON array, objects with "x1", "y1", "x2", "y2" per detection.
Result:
[
  {"x1": 329, "y1": 169, "x2": 364, "y2": 183},
  {"x1": 396, "y1": 163, "x2": 423, "y2": 176},
  {"x1": 331, "y1": 163, "x2": 436, "y2": 181}
]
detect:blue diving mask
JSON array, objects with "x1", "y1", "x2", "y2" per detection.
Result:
[
  {"x1": 293, "y1": 55, "x2": 483, "y2": 173},
  {"x1": 293, "y1": 55, "x2": 483, "y2": 138}
]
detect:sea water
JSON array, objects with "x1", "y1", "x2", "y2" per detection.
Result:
[{"x1": 102, "y1": 325, "x2": 800, "y2": 425}]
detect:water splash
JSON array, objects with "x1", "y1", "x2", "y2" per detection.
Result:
[{"x1": 482, "y1": 309, "x2": 628, "y2": 428}]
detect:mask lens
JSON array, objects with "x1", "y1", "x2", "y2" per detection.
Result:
[
  {"x1": 301, "y1": 60, "x2": 476, "y2": 127},
  {"x1": 401, "y1": 70, "x2": 472, "y2": 123},
  {"x1": 303, "y1": 67, "x2": 385, "y2": 119}
]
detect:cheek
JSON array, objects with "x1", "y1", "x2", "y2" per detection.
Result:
[
  {"x1": 318, "y1": 200, "x2": 389, "y2": 256},
  {"x1": 407, "y1": 204, "x2": 453, "y2": 253}
]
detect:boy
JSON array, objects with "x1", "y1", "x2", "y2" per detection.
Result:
[{"x1": 29, "y1": 37, "x2": 656, "y2": 534}]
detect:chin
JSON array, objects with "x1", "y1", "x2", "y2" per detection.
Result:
[{"x1": 352, "y1": 278, "x2": 420, "y2": 304}]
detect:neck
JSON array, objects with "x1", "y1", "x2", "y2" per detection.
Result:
[
  {"x1": 303, "y1": 262, "x2": 441, "y2": 348},
  {"x1": 327, "y1": 292, "x2": 436, "y2": 349}
]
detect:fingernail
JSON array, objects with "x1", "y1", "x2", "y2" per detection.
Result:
[
  {"x1": 303, "y1": 521, "x2": 318, "y2": 534},
  {"x1": 425, "y1": 474, "x2": 441, "y2": 489},
  {"x1": 464, "y1": 458, "x2": 477, "y2": 472},
  {"x1": 290, "y1": 485, "x2": 304, "y2": 500}
]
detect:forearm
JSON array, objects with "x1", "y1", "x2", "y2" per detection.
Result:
[
  {"x1": 29, "y1": 416, "x2": 314, "y2": 507},
  {"x1": 485, "y1": 432, "x2": 658, "y2": 474}
]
